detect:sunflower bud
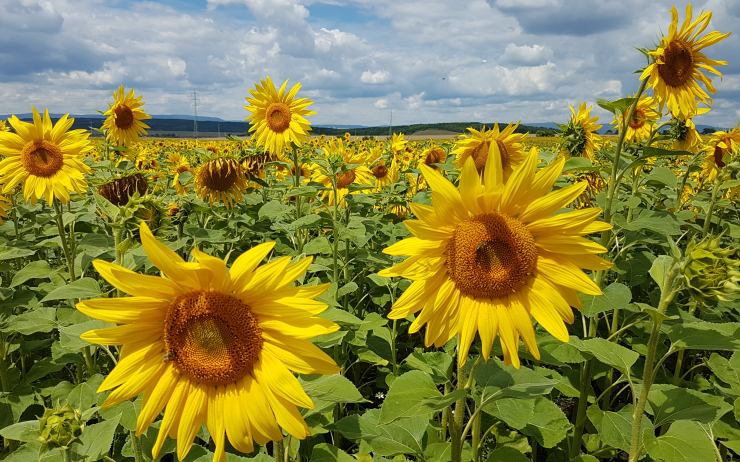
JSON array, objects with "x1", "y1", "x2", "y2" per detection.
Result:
[
  {"x1": 683, "y1": 236, "x2": 740, "y2": 304},
  {"x1": 38, "y1": 405, "x2": 84, "y2": 448}
]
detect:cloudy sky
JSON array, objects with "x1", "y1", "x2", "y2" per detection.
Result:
[{"x1": 1, "y1": 0, "x2": 738, "y2": 128}]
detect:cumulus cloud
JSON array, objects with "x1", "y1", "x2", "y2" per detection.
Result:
[
  {"x1": 501, "y1": 43, "x2": 552, "y2": 66},
  {"x1": 361, "y1": 70, "x2": 390, "y2": 84}
]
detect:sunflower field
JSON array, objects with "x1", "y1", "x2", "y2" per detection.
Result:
[{"x1": 0, "y1": 4, "x2": 739, "y2": 462}]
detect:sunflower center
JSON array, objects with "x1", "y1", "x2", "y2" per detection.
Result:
[
  {"x1": 336, "y1": 169, "x2": 356, "y2": 188},
  {"x1": 446, "y1": 213, "x2": 538, "y2": 299},
  {"x1": 471, "y1": 142, "x2": 490, "y2": 172},
  {"x1": 425, "y1": 147, "x2": 445, "y2": 166},
  {"x1": 372, "y1": 165, "x2": 388, "y2": 179},
  {"x1": 713, "y1": 145, "x2": 726, "y2": 168},
  {"x1": 200, "y1": 159, "x2": 239, "y2": 192},
  {"x1": 20, "y1": 140, "x2": 64, "y2": 177},
  {"x1": 114, "y1": 105, "x2": 135, "y2": 130},
  {"x1": 164, "y1": 291, "x2": 262, "y2": 386},
  {"x1": 265, "y1": 102, "x2": 292, "y2": 133},
  {"x1": 658, "y1": 40, "x2": 694, "y2": 88},
  {"x1": 629, "y1": 108, "x2": 647, "y2": 130},
  {"x1": 97, "y1": 173, "x2": 149, "y2": 206}
]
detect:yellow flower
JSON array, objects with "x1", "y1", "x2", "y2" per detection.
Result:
[
  {"x1": 668, "y1": 115, "x2": 703, "y2": 153},
  {"x1": 419, "y1": 145, "x2": 447, "y2": 169},
  {"x1": 0, "y1": 119, "x2": 9, "y2": 132},
  {"x1": 699, "y1": 127, "x2": 740, "y2": 182},
  {"x1": 167, "y1": 153, "x2": 191, "y2": 195},
  {"x1": 391, "y1": 133, "x2": 407, "y2": 154},
  {"x1": 640, "y1": 4, "x2": 729, "y2": 119},
  {"x1": 380, "y1": 148, "x2": 611, "y2": 367},
  {"x1": 78, "y1": 222, "x2": 339, "y2": 462},
  {"x1": 612, "y1": 95, "x2": 660, "y2": 142},
  {"x1": 370, "y1": 158, "x2": 399, "y2": 192},
  {"x1": 452, "y1": 123, "x2": 527, "y2": 177},
  {"x1": 312, "y1": 138, "x2": 374, "y2": 206},
  {"x1": 0, "y1": 108, "x2": 92, "y2": 205},
  {"x1": 194, "y1": 157, "x2": 247, "y2": 207},
  {"x1": 245, "y1": 76, "x2": 315, "y2": 159},
  {"x1": 102, "y1": 85, "x2": 151, "y2": 146},
  {"x1": 561, "y1": 104, "x2": 602, "y2": 161},
  {"x1": 0, "y1": 194, "x2": 11, "y2": 224}
]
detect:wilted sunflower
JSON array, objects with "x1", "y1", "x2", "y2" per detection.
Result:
[
  {"x1": 78, "y1": 222, "x2": 339, "y2": 462},
  {"x1": 641, "y1": 4, "x2": 730, "y2": 119},
  {"x1": 560, "y1": 104, "x2": 603, "y2": 161},
  {"x1": 380, "y1": 148, "x2": 611, "y2": 367},
  {"x1": 452, "y1": 123, "x2": 527, "y2": 177},
  {"x1": 195, "y1": 157, "x2": 248, "y2": 207},
  {"x1": 612, "y1": 95, "x2": 660, "y2": 142},
  {"x1": 312, "y1": 138, "x2": 374, "y2": 206},
  {"x1": 98, "y1": 173, "x2": 149, "y2": 206},
  {"x1": 245, "y1": 77, "x2": 315, "y2": 159},
  {"x1": 420, "y1": 145, "x2": 447, "y2": 169},
  {"x1": 102, "y1": 85, "x2": 151, "y2": 146},
  {"x1": 0, "y1": 108, "x2": 92, "y2": 205}
]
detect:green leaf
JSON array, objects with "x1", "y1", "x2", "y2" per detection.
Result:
[
  {"x1": 67, "y1": 375, "x2": 105, "y2": 412},
  {"x1": 11, "y1": 260, "x2": 53, "y2": 287},
  {"x1": 300, "y1": 374, "x2": 366, "y2": 405},
  {"x1": 258, "y1": 200, "x2": 291, "y2": 221},
  {"x1": 419, "y1": 389, "x2": 467, "y2": 412},
  {"x1": 486, "y1": 446, "x2": 530, "y2": 462},
  {"x1": 379, "y1": 370, "x2": 441, "y2": 423},
  {"x1": 310, "y1": 443, "x2": 355, "y2": 462},
  {"x1": 476, "y1": 360, "x2": 556, "y2": 399},
  {"x1": 587, "y1": 404, "x2": 651, "y2": 452},
  {"x1": 668, "y1": 322, "x2": 740, "y2": 351},
  {"x1": 333, "y1": 409, "x2": 427, "y2": 457},
  {"x1": 2, "y1": 308, "x2": 57, "y2": 335},
  {"x1": 484, "y1": 397, "x2": 536, "y2": 430},
  {"x1": 647, "y1": 384, "x2": 732, "y2": 427},
  {"x1": 648, "y1": 255, "x2": 676, "y2": 293},
  {"x1": 521, "y1": 397, "x2": 571, "y2": 448},
  {"x1": 58, "y1": 321, "x2": 110, "y2": 353},
  {"x1": 75, "y1": 413, "x2": 121, "y2": 461},
  {"x1": 580, "y1": 282, "x2": 632, "y2": 317},
  {"x1": 645, "y1": 420, "x2": 717, "y2": 462},
  {"x1": 569, "y1": 337, "x2": 639, "y2": 375},
  {"x1": 706, "y1": 352, "x2": 740, "y2": 394},
  {"x1": 644, "y1": 166, "x2": 677, "y2": 188},
  {"x1": 597, "y1": 97, "x2": 636, "y2": 114},
  {"x1": 41, "y1": 278, "x2": 101, "y2": 302},
  {"x1": 404, "y1": 350, "x2": 453, "y2": 383},
  {"x1": 0, "y1": 420, "x2": 41, "y2": 443},
  {"x1": 0, "y1": 247, "x2": 36, "y2": 261}
]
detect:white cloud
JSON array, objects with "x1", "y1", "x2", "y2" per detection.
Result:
[
  {"x1": 361, "y1": 70, "x2": 390, "y2": 84},
  {"x1": 374, "y1": 98, "x2": 388, "y2": 109},
  {"x1": 502, "y1": 43, "x2": 552, "y2": 65}
]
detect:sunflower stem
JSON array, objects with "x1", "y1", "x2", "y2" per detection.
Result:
[
  {"x1": 61, "y1": 447, "x2": 73, "y2": 462},
  {"x1": 675, "y1": 152, "x2": 702, "y2": 209},
  {"x1": 390, "y1": 319, "x2": 399, "y2": 377},
  {"x1": 131, "y1": 431, "x2": 146, "y2": 462},
  {"x1": 628, "y1": 263, "x2": 680, "y2": 462},
  {"x1": 291, "y1": 146, "x2": 304, "y2": 253},
  {"x1": 671, "y1": 301, "x2": 697, "y2": 385},
  {"x1": 450, "y1": 348, "x2": 468, "y2": 462},
  {"x1": 53, "y1": 199, "x2": 77, "y2": 281},
  {"x1": 274, "y1": 439, "x2": 286, "y2": 462},
  {"x1": 702, "y1": 175, "x2": 722, "y2": 234},
  {"x1": 0, "y1": 341, "x2": 10, "y2": 393},
  {"x1": 9, "y1": 193, "x2": 20, "y2": 240}
]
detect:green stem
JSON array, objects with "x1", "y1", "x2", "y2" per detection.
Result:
[
  {"x1": 62, "y1": 447, "x2": 73, "y2": 462},
  {"x1": 131, "y1": 431, "x2": 146, "y2": 462},
  {"x1": 671, "y1": 302, "x2": 697, "y2": 385},
  {"x1": 274, "y1": 439, "x2": 285, "y2": 462},
  {"x1": 450, "y1": 349, "x2": 468, "y2": 462},
  {"x1": 390, "y1": 320, "x2": 399, "y2": 376},
  {"x1": 628, "y1": 265, "x2": 680, "y2": 462},
  {"x1": 471, "y1": 408, "x2": 481, "y2": 461},
  {"x1": 440, "y1": 381, "x2": 451, "y2": 440},
  {"x1": 9, "y1": 193, "x2": 20, "y2": 240},
  {"x1": 53, "y1": 200, "x2": 77, "y2": 281},
  {"x1": 626, "y1": 169, "x2": 641, "y2": 223},
  {"x1": 702, "y1": 176, "x2": 722, "y2": 234},
  {"x1": 291, "y1": 147, "x2": 304, "y2": 253},
  {"x1": 675, "y1": 152, "x2": 702, "y2": 209},
  {"x1": 0, "y1": 354, "x2": 10, "y2": 393}
]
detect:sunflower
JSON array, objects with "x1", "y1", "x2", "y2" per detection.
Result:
[
  {"x1": 640, "y1": 4, "x2": 730, "y2": 119},
  {"x1": 0, "y1": 108, "x2": 92, "y2": 205},
  {"x1": 379, "y1": 148, "x2": 611, "y2": 367},
  {"x1": 668, "y1": 115, "x2": 703, "y2": 153},
  {"x1": 560, "y1": 104, "x2": 603, "y2": 161},
  {"x1": 97, "y1": 173, "x2": 149, "y2": 207},
  {"x1": 612, "y1": 95, "x2": 660, "y2": 142},
  {"x1": 699, "y1": 127, "x2": 740, "y2": 183},
  {"x1": 245, "y1": 77, "x2": 315, "y2": 159},
  {"x1": 312, "y1": 138, "x2": 374, "y2": 206},
  {"x1": 194, "y1": 157, "x2": 248, "y2": 207},
  {"x1": 77, "y1": 222, "x2": 339, "y2": 462},
  {"x1": 419, "y1": 145, "x2": 447, "y2": 169},
  {"x1": 452, "y1": 123, "x2": 527, "y2": 177},
  {"x1": 0, "y1": 119, "x2": 9, "y2": 132},
  {"x1": 391, "y1": 133, "x2": 407, "y2": 154},
  {"x1": 102, "y1": 85, "x2": 151, "y2": 146},
  {"x1": 370, "y1": 158, "x2": 399, "y2": 192},
  {"x1": 167, "y1": 153, "x2": 191, "y2": 195},
  {"x1": 0, "y1": 195, "x2": 11, "y2": 224}
]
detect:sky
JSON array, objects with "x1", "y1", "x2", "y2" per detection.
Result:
[{"x1": 0, "y1": 0, "x2": 738, "y2": 128}]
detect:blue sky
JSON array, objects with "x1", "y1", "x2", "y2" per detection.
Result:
[{"x1": 0, "y1": 0, "x2": 738, "y2": 128}]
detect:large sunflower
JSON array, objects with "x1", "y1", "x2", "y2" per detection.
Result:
[
  {"x1": 640, "y1": 4, "x2": 730, "y2": 119},
  {"x1": 102, "y1": 85, "x2": 151, "y2": 146},
  {"x1": 380, "y1": 148, "x2": 611, "y2": 367},
  {"x1": 452, "y1": 123, "x2": 527, "y2": 178},
  {"x1": 78, "y1": 222, "x2": 339, "y2": 461},
  {"x1": 194, "y1": 157, "x2": 248, "y2": 207},
  {"x1": 612, "y1": 95, "x2": 660, "y2": 142},
  {"x1": 561, "y1": 103, "x2": 603, "y2": 161},
  {"x1": 0, "y1": 108, "x2": 92, "y2": 205},
  {"x1": 245, "y1": 77, "x2": 315, "y2": 159}
]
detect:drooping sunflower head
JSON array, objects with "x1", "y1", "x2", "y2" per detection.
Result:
[
  {"x1": 97, "y1": 172, "x2": 149, "y2": 206},
  {"x1": 380, "y1": 146, "x2": 611, "y2": 367},
  {"x1": 77, "y1": 222, "x2": 339, "y2": 461},
  {"x1": 667, "y1": 115, "x2": 703, "y2": 153},
  {"x1": 0, "y1": 108, "x2": 92, "y2": 205},
  {"x1": 612, "y1": 95, "x2": 661, "y2": 142},
  {"x1": 312, "y1": 139, "x2": 374, "y2": 206},
  {"x1": 244, "y1": 76, "x2": 315, "y2": 159},
  {"x1": 194, "y1": 157, "x2": 247, "y2": 207},
  {"x1": 683, "y1": 236, "x2": 740, "y2": 305},
  {"x1": 370, "y1": 158, "x2": 400, "y2": 192},
  {"x1": 560, "y1": 103, "x2": 603, "y2": 161},
  {"x1": 420, "y1": 145, "x2": 447, "y2": 169},
  {"x1": 640, "y1": 4, "x2": 730, "y2": 119},
  {"x1": 242, "y1": 152, "x2": 271, "y2": 182},
  {"x1": 452, "y1": 123, "x2": 527, "y2": 177},
  {"x1": 699, "y1": 127, "x2": 740, "y2": 182},
  {"x1": 102, "y1": 85, "x2": 151, "y2": 146}
]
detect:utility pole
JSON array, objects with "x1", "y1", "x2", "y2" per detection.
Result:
[
  {"x1": 192, "y1": 91, "x2": 199, "y2": 139},
  {"x1": 388, "y1": 109, "x2": 393, "y2": 138}
]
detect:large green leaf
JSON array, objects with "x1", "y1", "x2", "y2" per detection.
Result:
[
  {"x1": 475, "y1": 359, "x2": 556, "y2": 400},
  {"x1": 379, "y1": 370, "x2": 441, "y2": 423},
  {"x1": 587, "y1": 404, "x2": 652, "y2": 452},
  {"x1": 310, "y1": 443, "x2": 355, "y2": 462},
  {"x1": 569, "y1": 337, "x2": 639, "y2": 375},
  {"x1": 580, "y1": 282, "x2": 632, "y2": 317},
  {"x1": 668, "y1": 322, "x2": 740, "y2": 351},
  {"x1": 645, "y1": 420, "x2": 717, "y2": 462},
  {"x1": 333, "y1": 409, "x2": 427, "y2": 457},
  {"x1": 484, "y1": 397, "x2": 536, "y2": 430},
  {"x1": 520, "y1": 397, "x2": 571, "y2": 448},
  {"x1": 647, "y1": 384, "x2": 732, "y2": 427},
  {"x1": 75, "y1": 413, "x2": 121, "y2": 461},
  {"x1": 10, "y1": 260, "x2": 54, "y2": 287},
  {"x1": 41, "y1": 278, "x2": 101, "y2": 302}
]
